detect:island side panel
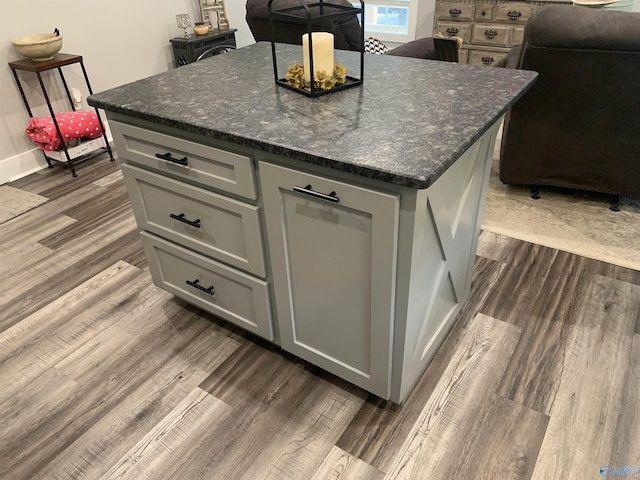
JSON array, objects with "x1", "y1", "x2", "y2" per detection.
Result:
[{"x1": 391, "y1": 122, "x2": 501, "y2": 403}]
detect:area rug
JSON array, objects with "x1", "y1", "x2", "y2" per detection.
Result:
[
  {"x1": 481, "y1": 136, "x2": 640, "y2": 272},
  {"x1": 0, "y1": 186, "x2": 48, "y2": 225}
]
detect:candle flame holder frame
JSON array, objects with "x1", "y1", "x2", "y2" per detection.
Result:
[{"x1": 268, "y1": 0, "x2": 364, "y2": 98}]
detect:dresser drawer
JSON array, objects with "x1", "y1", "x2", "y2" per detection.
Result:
[
  {"x1": 122, "y1": 163, "x2": 266, "y2": 277},
  {"x1": 471, "y1": 23, "x2": 511, "y2": 47},
  {"x1": 434, "y1": 22, "x2": 472, "y2": 44},
  {"x1": 111, "y1": 120, "x2": 257, "y2": 200},
  {"x1": 474, "y1": 4, "x2": 494, "y2": 21},
  {"x1": 467, "y1": 49, "x2": 508, "y2": 66},
  {"x1": 495, "y1": 2, "x2": 535, "y2": 23},
  {"x1": 141, "y1": 232, "x2": 273, "y2": 340},
  {"x1": 436, "y1": 2, "x2": 475, "y2": 21}
]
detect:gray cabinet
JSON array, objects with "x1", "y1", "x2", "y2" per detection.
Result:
[
  {"x1": 108, "y1": 113, "x2": 502, "y2": 403},
  {"x1": 259, "y1": 162, "x2": 400, "y2": 399}
]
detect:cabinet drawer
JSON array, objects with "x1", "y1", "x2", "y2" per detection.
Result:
[
  {"x1": 471, "y1": 23, "x2": 511, "y2": 47},
  {"x1": 474, "y1": 4, "x2": 494, "y2": 21},
  {"x1": 495, "y1": 2, "x2": 535, "y2": 23},
  {"x1": 141, "y1": 232, "x2": 273, "y2": 340},
  {"x1": 467, "y1": 49, "x2": 508, "y2": 66},
  {"x1": 122, "y1": 163, "x2": 266, "y2": 277},
  {"x1": 111, "y1": 120, "x2": 257, "y2": 200},
  {"x1": 436, "y1": 2, "x2": 475, "y2": 21},
  {"x1": 434, "y1": 22, "x2": 472, "y2": 44}
]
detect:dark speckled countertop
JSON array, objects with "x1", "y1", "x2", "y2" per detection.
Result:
[{"x1": 88, "y1": 42, "x2": 537, "y2": 189}]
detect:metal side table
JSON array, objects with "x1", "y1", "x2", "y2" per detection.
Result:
[{"x1": 9, "y1": 53, "x2": 114, "y2": 177}]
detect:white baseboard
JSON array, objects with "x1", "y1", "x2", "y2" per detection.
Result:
[{"x1": 0, "y1": 148, "x2": 49, "y2": 185}]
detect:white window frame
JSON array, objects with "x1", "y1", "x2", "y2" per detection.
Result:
[{"x1": 357, "y1": 0, "x2": 418, "y2": 44}]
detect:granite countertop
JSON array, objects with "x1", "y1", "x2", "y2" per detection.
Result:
[{"x1": 88, "y1": 42, "x2": 537, "y2": 189}]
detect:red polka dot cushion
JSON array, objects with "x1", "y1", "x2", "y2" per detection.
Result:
[{"x1": 25, "y1": 110, "x2": 103, "y2": 151}]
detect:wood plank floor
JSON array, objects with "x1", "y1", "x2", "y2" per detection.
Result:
[{"x1": 1, "y1": 157, "x2": 639, "y2": 480}]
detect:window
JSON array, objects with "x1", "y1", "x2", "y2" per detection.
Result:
[{"x1": 353, "y1": 0, "x2": 416, "y2": 43}]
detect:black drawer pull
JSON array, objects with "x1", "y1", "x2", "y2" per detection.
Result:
[
  {"x1": 484, "y1": 29, "x2": 498, "y2": 39},
  {"x1": 508, "y1": 11, "x2": 522, "y2": 20},
  {"x1": 448, "y1": 8, "x2": 462, "y2": 17},
  {"x1": 481, "y1": 56, "x2": 495, "y2": 64},
  {"x1": 186, "y1": 279, "x2": 215, "y2": 295},
  {"x1": 170, "y1": 213, "x2": 201, "y2": 228},
  {"x1": 155, "y1": 152, "x2": 188, "y2": 166},
  {"x1": 446, "y1": 27, "x2": 459, "y2": 36},
  {"x1": 293, "y1": 184, "x2": 340, "y2": 203}
]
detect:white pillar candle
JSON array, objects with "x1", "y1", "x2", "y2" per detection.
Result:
[{"x1": 302, "y1": 32, "x2": 335, "y2": 82}]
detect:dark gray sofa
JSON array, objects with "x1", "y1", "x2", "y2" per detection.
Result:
[
  {"x1": 245, "y1": 0, "x2": 458, "y2": 60},
  {"x1": 245, "y1": 0, "x2": 363, "y2": 51},
  {"x1": 500, "y1": 6, "x2": 640, "y2": 203}
]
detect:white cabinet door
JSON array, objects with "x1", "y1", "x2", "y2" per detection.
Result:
[{"x1": 259, "y1": 162, "x2": 399, "y2": 399}]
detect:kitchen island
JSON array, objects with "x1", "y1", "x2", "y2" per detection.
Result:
[{"x1": 88, "y1": 42, "x2": 536, "y2": 403}]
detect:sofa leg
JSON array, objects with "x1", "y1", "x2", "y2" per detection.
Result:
[
  {"x1": 530, "y1": 186, "x2": 541, "y2": 200},
  {"x1": 610, "y1": 195, "x2": 620, "y2": 212}
]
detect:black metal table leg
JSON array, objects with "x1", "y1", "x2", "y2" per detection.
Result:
[
  {"x1": 36, "y1": 71, "x2": 75, "y2": 177},
  {"x1": 79, "y1": 60, "x2": 114, "y2": 162}
]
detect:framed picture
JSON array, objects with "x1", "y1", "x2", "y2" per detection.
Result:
[{"x1": 200, "y1": 0, "x2": 230, "y2": 30}]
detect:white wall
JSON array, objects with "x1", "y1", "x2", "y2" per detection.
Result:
[
  {"x1": 1, "y1": 0, "x2": 255, "y2": 184},
  {"x1": 415, "y1": 0, "x2": 436, "y2": 40}
]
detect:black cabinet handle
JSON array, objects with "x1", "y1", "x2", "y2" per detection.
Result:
[
  {"x1": 293, "y1": 184, "x2": 340, "y2": 203},
  {"x1": 155, "y1": 152, "x2": 188, "y2": 166},
  {"x1": 484, "y1": 29, "x2": 498, "y2": 39},
  {"x1": 170, "y1": 213, "x2": 201, "y2": 228},
  {"x1": 481, "y1": 56, "x2": 495, "y2": 64},
  {"x1": 446, "y1": 27, "x2": 459, "y2": 36},
  {"x1": 508, "y1": 11, "x2": 522, "y2": 20},
  {"x1": 186, "y1": 279, "x2": 214, "y2": 295},
  {"x1": 448, "y1": 8, "x2": 462, "y2": 17}
]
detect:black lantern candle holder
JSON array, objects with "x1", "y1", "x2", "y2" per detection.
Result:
[{"x1": 268, "y1": 0, "x2": 365, "y2": 98}]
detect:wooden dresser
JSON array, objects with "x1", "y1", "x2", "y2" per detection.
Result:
[{"x1": 433, "y1": 0, "x2": 572, "y2": 66}]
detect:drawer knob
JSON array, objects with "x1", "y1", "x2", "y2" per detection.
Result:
[
  {"x1": 508, "y1": 11, "x2": 522, "y2": 20},
  {"x1": 481, "y1": 56, "x2": 495, "y2": 64},
  {"x1": 293, "y1": 184, "x2": 340, "y2": 203},
  {"x1": 186, "y1": 279, "x2": 215, "y2": 295},
  {"x1": 448, "y1": 8, "x2": 462, "y2": 17},
  {"x1": 170, "y1": 212, "x2": 201, "y2": 228},
  {"x1": 446, "y1": 27, "x2": 459, "y2": 36},
  {"x1": 155, "y1": 152, "x2": 188, "y2": 166},
  {"x1": 484, "y1": 29, "x2": 498, "y2": 39}
]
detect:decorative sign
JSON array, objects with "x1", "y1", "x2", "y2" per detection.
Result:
[{"x1": 199, "y1": 0, "x2": 229, "y2": 30}]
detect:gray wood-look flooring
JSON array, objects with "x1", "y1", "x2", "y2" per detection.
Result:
[{"x1": 1, "y1": 157, "x2": 639, "y2": 480}]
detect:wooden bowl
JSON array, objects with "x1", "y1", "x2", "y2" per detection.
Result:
[{"x1": 11, "y1": 33, "x2": 63, "y2": 62}]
